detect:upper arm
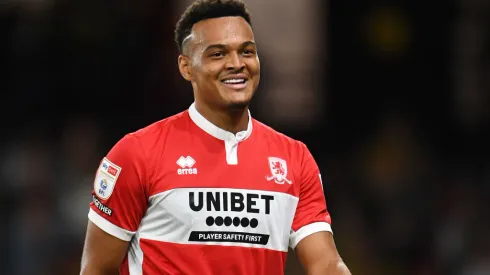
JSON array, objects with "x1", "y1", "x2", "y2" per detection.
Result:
[
  {"x1": 81, "y1": 134, "x2": 149, "y2": 273},
  {"x1": 295, "y1": 232, "x2": 349, "y2": 275},
  {"x1": 289, "y1": 143, "x2": 350, "y2": 274},
  {"x1": 289, "y1": 142, "x2": 332, "y2": 249},
  {"x1": 80, "y1": 221, "x2": 130, "y2": 275}
]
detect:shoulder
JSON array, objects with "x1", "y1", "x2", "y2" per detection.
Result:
[
  {"x1": 110, "y1": 111, "x2": 190, "y2": 157},
  {"x1": 252, "y1": 119, "x2": 307, "y2": 152},
  {"x1": 130, "y1": 111, "x2": 189, "y2": 140},
  {"x1": 106, "y1": 111, "x2": 190, "y2": 181}
]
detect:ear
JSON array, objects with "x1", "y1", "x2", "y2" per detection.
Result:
[{"x1": 178, "y1": 55, "x2": 193, "y2": 81}]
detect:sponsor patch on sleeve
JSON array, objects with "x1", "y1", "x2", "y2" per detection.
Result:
[
  {"x1": 92, "y1": 195, "x2": 113, "y2": 216},
  {"x1": 93, "y1": 157, "x2": 122, "y2": 200}
]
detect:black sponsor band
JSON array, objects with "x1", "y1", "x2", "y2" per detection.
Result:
[
  {"x1": 92, "y1": 195, "x2": 113, "y2": 216},
  {"x1": 188, "y1": 231, "x2": 269, "y2": 245}
]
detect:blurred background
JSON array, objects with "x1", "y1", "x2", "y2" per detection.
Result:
[{"x1": 1, "y1": 0, "x2": 489, "y2": 274}]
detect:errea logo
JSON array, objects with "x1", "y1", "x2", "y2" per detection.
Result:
[{"x1": 177, "y1": 156, "x2": 198, "y2": 175}]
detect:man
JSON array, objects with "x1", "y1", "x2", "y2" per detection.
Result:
[{"x1": 80, "y1": 0, "x2": 351, "y2": 274}]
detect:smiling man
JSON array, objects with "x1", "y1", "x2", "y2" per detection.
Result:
[{"x1": 80, "y1": 0, "x2": 351, "y2": 274}]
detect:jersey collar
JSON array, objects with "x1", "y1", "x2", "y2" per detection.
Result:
[{"x1": 188, "y1": 102, "x2": 253, "y2": 142}]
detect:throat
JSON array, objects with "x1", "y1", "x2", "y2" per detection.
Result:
[{"x1": 195, "y1": 102, "x2": 249, "y2": 134}]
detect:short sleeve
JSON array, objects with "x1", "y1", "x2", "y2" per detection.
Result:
[
  {"x1": 88, "y1": 134, "x2": 148, "y2": 241},
  {"x1": 289, "y1": 143, "x2": 332, "y2": 249}
]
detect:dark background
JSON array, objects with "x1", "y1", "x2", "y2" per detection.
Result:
[{"x1": 1, "y1": 0, "x2": 489, "y2": 274}]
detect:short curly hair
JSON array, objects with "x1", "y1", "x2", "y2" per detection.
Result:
[{"x1": 174, "y1": 0, "x2": 252, "y2": 54}]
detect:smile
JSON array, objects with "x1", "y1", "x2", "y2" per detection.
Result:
[{"x1": 221, "y1": 78, "x2": 248, "y2": 90}]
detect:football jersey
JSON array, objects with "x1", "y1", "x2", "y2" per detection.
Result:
[{"x1": 88, "y1": 103, "x2": 332, "y2": 275}]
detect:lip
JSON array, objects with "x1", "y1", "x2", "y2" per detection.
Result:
[
  {"x1": 220, "y1": 74, "x2": 249, "y2": 90},
  {"x1": 221, "y1": 80, "x2": 248, "y2": 90},
  {"x1": 220, "y1": 74, "x2": 249, "y2": 81}
]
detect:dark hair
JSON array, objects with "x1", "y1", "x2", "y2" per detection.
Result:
[{"x1": 174, "y1": 0, "x2": 252, "y2": 54}]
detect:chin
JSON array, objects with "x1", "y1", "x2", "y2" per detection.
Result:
[
  {"x1": 219, "y1": 89, "x2": 254, "y2": 110},
  {"x1": 226, "y1": 100, "x2": 250, "y2": 111}
]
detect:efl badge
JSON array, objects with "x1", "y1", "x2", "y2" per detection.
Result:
[
  {"x1": 93, "y1": 157, "x2": 122, "y2": 200},
  {"x1": 266, "y1": 157, "x2": 292, "y2": 184}
]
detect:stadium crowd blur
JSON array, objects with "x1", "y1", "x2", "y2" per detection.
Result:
[{"x1": 1, "y1": 0, "x2": 489, "y2": 274}]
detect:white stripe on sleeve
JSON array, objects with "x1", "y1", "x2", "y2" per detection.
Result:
[
  {"x1": 289, "y1": 222, "x2": 332, "y2": 249},
  {"x1": 88, "y1": 208, "x2": 135, "y2": 241}
]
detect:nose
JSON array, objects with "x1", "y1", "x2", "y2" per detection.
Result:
[{"x1": 226, "y1": 52, "x2": 245, "y2": 70}]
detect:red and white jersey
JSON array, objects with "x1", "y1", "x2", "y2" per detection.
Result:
[{"x1": 88, "y1": 103, "x2": 332, "y2": 275}]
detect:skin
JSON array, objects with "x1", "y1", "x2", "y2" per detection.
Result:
[
  {"x1": 80, "y1": 221, "x2": 128, "y2": 275},
  {"x1": 296, "y1": 232, "x2": 351, "y2": 275},
  {"x1": 178, "y1": 16, "x2": 260, "y2": 134},
  {"x1": 80, "y1": 15, "x2": 350, "y2": 275}
]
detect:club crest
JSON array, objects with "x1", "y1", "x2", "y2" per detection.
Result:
[{"x1": 266, "y1": 157, "x2": 292, "y2": 184}]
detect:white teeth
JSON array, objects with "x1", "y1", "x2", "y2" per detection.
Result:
[{"x1": 223, "y1": 79, "x2": 246, "y2": 84}]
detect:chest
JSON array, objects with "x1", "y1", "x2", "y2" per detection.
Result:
[
  {"x1": 138, "y1": 140, "x2": 300, "y2": 251},
  {"x1": 152, "y1": 140, "x2": 299, "y2": 196}
]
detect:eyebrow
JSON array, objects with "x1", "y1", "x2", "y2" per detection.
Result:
[{"x1": 203, "y1": 41, "x2": 256, "y2": 52}]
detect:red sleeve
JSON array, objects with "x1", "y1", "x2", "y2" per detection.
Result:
[
  {"x1": 289, "y1": 142, "x2": 332, "y2": 249},
  {"x1": 88, "y1": 133, "x2": 148, "y2": 241}
]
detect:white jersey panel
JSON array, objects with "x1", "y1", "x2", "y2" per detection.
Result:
[
  {"x1": 138, "y1": 188, "x2": 299, "y2": 252},
  {"x1": 128, "y1": 232, "x2": 144, "y2": 275}
]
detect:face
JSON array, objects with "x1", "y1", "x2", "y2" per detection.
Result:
[{"x1": 178, "y1": 16, "x2": 260, "y2": 110}]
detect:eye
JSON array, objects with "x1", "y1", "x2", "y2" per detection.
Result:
[
  {"x1": 243, "y1": 49, "x2": 256, "y2": 56},
  {"x1": 210, "y1": 52, "x2": 225, "y2": 58}
]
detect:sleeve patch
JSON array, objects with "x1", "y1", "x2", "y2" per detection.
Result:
[
  {"x1": 93, "y1": 157, "x2": 122, "y2": 200},
  {"x1": 92, "y1": 195, "x2": 113, "y2": 216}
]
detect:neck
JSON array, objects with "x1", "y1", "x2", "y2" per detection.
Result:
[{"x1": 194, "y1": 101, "x2": 249, "y2": 134}]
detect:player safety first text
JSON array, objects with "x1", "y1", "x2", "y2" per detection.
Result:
[{"x1": 188, "y1": 231, "x2": 269, "y2": 245}]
